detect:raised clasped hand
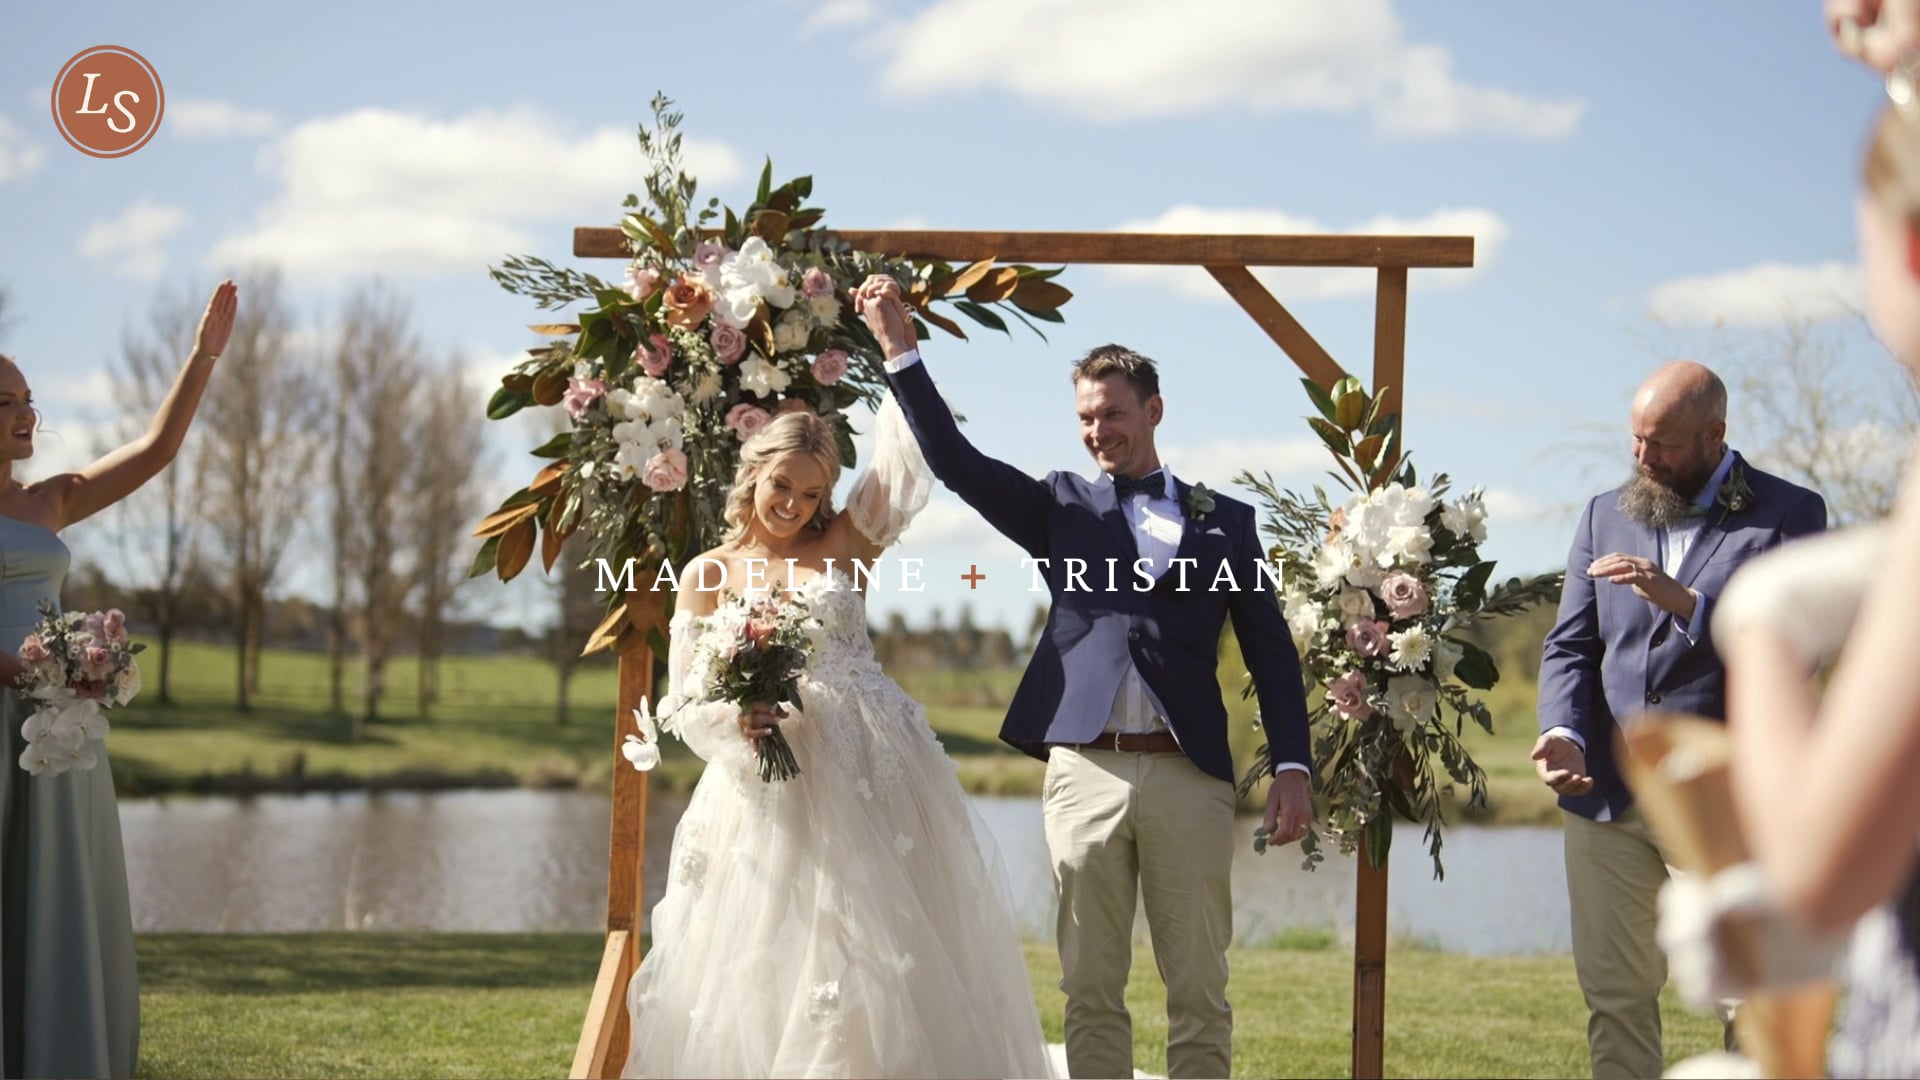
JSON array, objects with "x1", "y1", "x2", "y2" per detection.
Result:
[{"x1": 852, "y1": 274, "x2": 915, "y2": 358}]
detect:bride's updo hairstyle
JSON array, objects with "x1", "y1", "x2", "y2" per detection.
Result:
[{"x1": 723, "y1": 409, "x2": 844, "y2": 542}]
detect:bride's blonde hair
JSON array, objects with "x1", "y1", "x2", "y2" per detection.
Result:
[
  {"x1": 723, "y1": 410, "x2": 843, "y2": 542},
  {"x1": 1866, "y1": 105, "x2": 1920, "y2": 223}
]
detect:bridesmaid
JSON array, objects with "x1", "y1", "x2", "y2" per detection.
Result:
[{"x1": 0, "y1": 280, "x2": 235, "y2": 1079}]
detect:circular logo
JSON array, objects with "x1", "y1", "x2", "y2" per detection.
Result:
[{"x1": 51, "y1": 46, "x2": 164, "y2": 158}]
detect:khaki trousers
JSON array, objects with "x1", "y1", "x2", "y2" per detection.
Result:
[{"x1": 1044, "y1": 747, "x2": 1236, "y2": 1080}]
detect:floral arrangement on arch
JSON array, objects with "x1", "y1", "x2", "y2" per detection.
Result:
[
  {"x1": 472, "y1": 95, "x2": 1071, "y2": 653},
  {"x1": 1238, "y1": 377, "x2": 1563, "y2": 878}
]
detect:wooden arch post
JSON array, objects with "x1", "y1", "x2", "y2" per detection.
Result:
[{"x1": 567, "y1": 229, "x2": 1473, "y2": 1080}]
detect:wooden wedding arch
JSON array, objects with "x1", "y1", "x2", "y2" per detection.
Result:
[{"x1": 566, "y1": 228, "x2": 1474, "y2": 1080}]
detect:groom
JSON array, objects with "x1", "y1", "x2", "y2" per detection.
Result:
[{"x1": 856, "y1": 276, "x2": 1314, "y2": 1079}]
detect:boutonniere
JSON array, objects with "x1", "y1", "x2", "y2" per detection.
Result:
[
  {"x1": 1185, "y1": 482, "x2": 1216, "y2": 520},
  {"x1": 1715, "y1": 461, "x2": 1754, "y2": 514}
]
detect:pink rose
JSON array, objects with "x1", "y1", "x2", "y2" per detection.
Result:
[
  {"x1": 19, "y1": 636, "x2": 47, "y2": 664},
  {"x1": 810, "y1": 349, "x2": 849, "y2": 386},
  {"x1": 80, "y1": 646, "x2": 114, "y2": 681},
  {"x1": 1344, "y1": 619, "x2": 1391, "y2": 659},
  {"x1": 83, "y1": 612, "x2": 107, "y2": 640},
  {"x1": 726, "y1": 403, "x2": 772, "y2": 441},
  {"x1": 622, "y1": 265, "x2": 662, "y2": 302},
  {"x1": 563, "y1": 376, "x2": 605, "y2": 420},
  {"x1": 638, "y1": 334, "x2": 673, "y2": 378},
  {"x1": 1378, "y1": 572, "x2": 1429, "y2": 619},
  {"x1": 103, "y1": 610, "x2": 127, "y2": 645},
  {"x1": 641, "y1": 447, "x2": 688, "y2": 492},
  {"x1": 801, "y1": 267, "x2": 835, "y2": 299},
  {"x1": 1328, "y1": 670, "x2": 1374, "y2": 722},
  {"x1": 662, "y1": 275, "x2": 715, "y2": 329},
  {"x1": 710, "y1": 323, "x2": 747, "y2": 365},
  {"x1": 743, "y1": 619, "x2": 775, "y2": 649},
  {"x1": 693, "y1": 240, "x2": 731, "y2": 275}
]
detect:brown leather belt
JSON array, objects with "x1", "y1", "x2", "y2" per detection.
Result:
[{"x1": 1068, "y1": 731, "x2": 1182, "y2": 754}]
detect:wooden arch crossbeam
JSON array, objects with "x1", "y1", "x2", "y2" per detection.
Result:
[{"x1": 566, "y1": 229, "x2": 1474, "y2": 1080}]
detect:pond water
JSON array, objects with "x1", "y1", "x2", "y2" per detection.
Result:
[{"x1": 120, "y1": 789, "x2": 1573, "y2": 954}]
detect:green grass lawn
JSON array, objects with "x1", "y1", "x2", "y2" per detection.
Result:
[
  {"x1": 110, "y1": 637, "x2": 1563, "y2": 822},
  {"x1": 134, "y1": 933, "x2": 1727, "y2": 1079}
]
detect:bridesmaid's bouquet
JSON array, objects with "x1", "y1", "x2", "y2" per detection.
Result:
[
  {"x1": 14, "y1": 603, "x2": 143, "y2": 776},
  {"x1": 666, "y1": 591, "x2": 817, "y2": 782}
]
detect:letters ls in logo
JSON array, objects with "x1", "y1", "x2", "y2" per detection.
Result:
[{"x1": 52, "y1": 46, "x2": 165, "y2": 158}]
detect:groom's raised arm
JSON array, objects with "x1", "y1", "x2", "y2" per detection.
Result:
[{"x1": 886, "y1": 355, "x2": 1053, "y2": 558}]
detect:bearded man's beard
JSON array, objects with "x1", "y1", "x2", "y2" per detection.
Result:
[{"x1": 1617, "y1": 455, "x2": 1718, "y2": 528}]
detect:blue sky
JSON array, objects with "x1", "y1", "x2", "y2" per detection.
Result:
[{"x1": 0, "y1": 0, "x2": 1898, "y2": 634}]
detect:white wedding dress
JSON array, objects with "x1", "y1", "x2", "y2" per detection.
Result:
[{"x1": 621, "y1": 402, "x2": 1052, "y2": 1080}]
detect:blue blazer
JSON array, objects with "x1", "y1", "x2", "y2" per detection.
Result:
[
  {"x1": 887, "y1": 361, "x2": 1312, "y2": 784},
  {"x1": 1537, "y1": 454, "x2": 1826, "y2": 821}
]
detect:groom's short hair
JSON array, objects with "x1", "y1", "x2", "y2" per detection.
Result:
[{"x1": 1071, "y1": 344, "x2": 1160, "y2": 403}]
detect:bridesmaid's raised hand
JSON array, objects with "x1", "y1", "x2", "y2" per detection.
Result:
[{"x1": 193, "y1": 280, "x2": 237, "y2": 361}]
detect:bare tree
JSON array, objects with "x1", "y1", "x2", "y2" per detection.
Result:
[
  {"x1": 99, "y1": 285, "x2": 207, "y2": 703},
  {"x1": 408, "y1": 360, "x2": 487, "y2": 721},
  {"x1": 326, "y1": 285, "x2": 425, "y2": 735},
  {"x1": 198, "y1": 267, "x2": 322, "y2": 710},
  {"x1": 1643, "y1": 316, "x2": 1920, "y2": 525}
]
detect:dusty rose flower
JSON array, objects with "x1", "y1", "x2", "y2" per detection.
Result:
[
  {"x1": 80, "y1": 646, "x2": 114, "y2": 681},
  {"x1": 801, "y1": 266, "x2": 835, "y2": 299},
  {"x1": 1378, "y1": 571, "x2": 1429, "y2": 619},
  {"x1": 623, "y1": 265, "x2": 662, "y2": 302},
  {"x1": 726, "y1": 403, "x2": 772, "y2": 441},
  {"x1": 662, "y1": 275, "x2": 715, "y2": 329},
  {"x1": 710, "y1": 323, "x2": 747, "y2": 365},
  {"x1": 1327, "y1": 505, "x2": 1348, "y2": 541},
  {"x1": 743, "y1": 619, "x2": 775, "y2": 649},
  {"x1": 810, "y1": 349, "x2": 849, "y2": 386},
  {"x1": 694, "y1": 240, "x2": 731, "y2": 276},
  {"x1": 638, "y1": 334, "x2": 674, "y2": 378},
  {"x1": 103, "y1": 610, "x2": 127, "y2": 645},
  {"x1": 19, "y1": 636, "x2": 48, "y2": 664},
  {"x1": 1328, "y1": 670, "x2": 1374, "y2": 721},
  {"x1": 641, "y1": 447, "x2": 688, "y2": 492},
  {"x1": 563, "y1": 376, "x2": 605, "y2": 420},
  {"x1": 1344, "y1": 619, "x2": 1391, "y2": 659}
]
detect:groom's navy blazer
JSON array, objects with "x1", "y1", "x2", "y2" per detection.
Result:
[
  {"x1": 887, "y1": 360, "x2": 1311, "y2": 784},
  {"x1": 1537, "y1": 453, "x2": 1826, "y2": 822}
]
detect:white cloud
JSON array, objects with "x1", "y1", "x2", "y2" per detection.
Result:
[
  {"x1": 1479, "y1": 486, "x2": 1552, "y2": 526},
  {"x1": 208, "y1": 107, "x2": 745, "y2": 280},
  {"x1": 1097, "y1": 204, "x2": 1506, "y2": 302},
  {"x1": 32, "y1": 369, "x2": 115, "y2": 409},
  {"x1": 873, "y1": 0, "x2": 1582, "y2": 137},
  {"x1": 169, "y1": 98, "x2": 278, "y2": 139},
  {"x1": 16, "y1": 415, "x2": 113, "y2": 484},
  {"x1": 1646, "y1": 260, "x2": 1863, "y2": 327},
  {"x1": 0, "y1": 114, "x2": 46, "y2": 183},
  {"x1": 79, "y1": 198, "x2": 188, "y2": 280}
]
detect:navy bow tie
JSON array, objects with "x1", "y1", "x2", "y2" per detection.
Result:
[{"x1": 1112, "y1": 471, "x2": 1165, "y2": 501}]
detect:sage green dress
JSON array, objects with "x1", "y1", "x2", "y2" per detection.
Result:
[{"x1": 0, "y1": 519, "x2": 138, "y2": 1078}]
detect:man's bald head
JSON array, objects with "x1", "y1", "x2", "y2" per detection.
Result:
[
  {"x1": 1633, "y1": 361, "x2": 1727, "y2": 433},
  {"x1": 1622, "y1": 361, "x2": 1729, "y2": 521}
]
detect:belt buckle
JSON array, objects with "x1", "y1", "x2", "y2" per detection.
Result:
[{"x1": 1113, "y1": 731, "x2": 1144, "y2": 753}]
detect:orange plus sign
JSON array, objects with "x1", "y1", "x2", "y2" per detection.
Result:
[{"x1": 961, "y1": 565, "x2": 986, "y2": 589}]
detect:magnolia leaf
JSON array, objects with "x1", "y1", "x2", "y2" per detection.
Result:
[
  {"x1": 495, "y1": 519, "x2": 536, "y2": 581},
  {"x1": 487, "y1": 387, "x2": 533, "y2": 421},
  {"x1": 1332, "y1": 375, "x2": 1366, "y2": 403},
  {"x1": 1010, "y1": 277, "x2": 1072, "y2": 312},
  {"x1": 917, "y1": 306, "x2": 968, "y2": 340},
  {"x1": 545, "y1": 493, "x2": 572, "y2": 538},
  {"x1": 472, "y1": 500, "x2": 540, "y2": 539},
  {"x1": 1452, "y1": 639, "x2": 1499, "y2": 691},
  {"x1": 749, "y1": 209, "x2": 789, "y2": 244},
  {"x1": 1308, "y1": 417, "x2": 1348, "y2": 458},
  {"x1": 952, "y1": 299, "x2": 1008, "y2": 333},
  {"x1": 529, "y1": 461, "x2": 569, "y2": 497},
  {"x1": 531, "y1": 369, "x2": 568, "y2": 407},
  {"x1": 755, "y1": 156, "x2": 773, "y2": 205},
  {"x1": 530, "y1": 430, "x2": 572, "y2": 459},
  {"x1": 965, "y1": 267, "x2": 1022, "y2": 303},
  {"x1": 787, "y1": 208, "x2": 825, "y2": 231},
  {"x1": 540, "y1": 521, "x2": 564, "y2": 574},
  {"x1": 1363, "y1": 813, "x2": 1392, "y2": 869},
  {"x1": 502, "y1": 371, "x2": 535, "y2": 395},
  {"x1": 1334, "y1": 389, "x2": 1368, "y2": 431},
  {"x1": 1353, "y1": 434, "x2": 1386, "y2": 470},
  {"x1": 527, "y1": 323, "x2": 580, "y2": 336},
  {"x1": 580, "y1": 602, "x2": 628, "y2": 657},
  {"x1": 1302, "y1": 378, "x2": 1339, "y2": 424},
  {"x1": 466, "y1": 535, "x2": 503, "y2": 579},
  {"x1": 946, "y1": 258, "x2": 999, "y2": 296},
  {"x1": 1455, "y1": 559, "x2": 1496, "y2": 610}
]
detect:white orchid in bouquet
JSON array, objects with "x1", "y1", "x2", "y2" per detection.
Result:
[
  {"x1": 1238, "y1": 376, "x2": 1562, "y2": 878},
  {"x1": 14, "y1": 602, "x2": 144, "y2": 776},
  {"x1": 475, "y1": 94, "x2": 1072, "y2": 656}
]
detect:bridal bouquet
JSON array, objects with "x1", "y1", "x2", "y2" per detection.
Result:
[
  {"x1": 660, "y1": 592, "x2": 819, "y2": 782},
  {"x1": 14, "y1": 603, "x2": 144, "y2": 776},
  {"x1": 474, "y1": 94, "x2": 1071, "y2": 657},
  {"x1": 1240, "y1": 377, "x2": 1562, "y2": 878}
]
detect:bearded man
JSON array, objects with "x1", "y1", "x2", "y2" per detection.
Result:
[{"x1": 1533, "y1": 360, "x2": 1827, "y2": 1079}]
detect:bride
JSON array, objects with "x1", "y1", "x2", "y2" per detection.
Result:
[{"x1": 620, "y1": 387, "x2": 1052, "y2": 1078}]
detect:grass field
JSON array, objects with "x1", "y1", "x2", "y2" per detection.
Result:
[
  {"x1": 108, "y1": 637, "x2": 1563, "y2": 823},
  {"x1": 133, "y1": 932, "x2": 1727, "y2": 1079}
]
